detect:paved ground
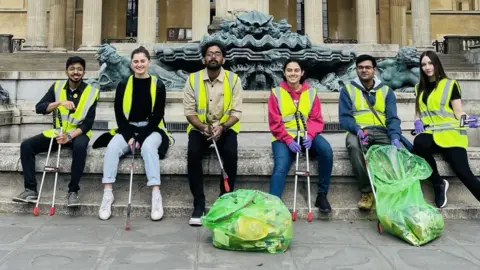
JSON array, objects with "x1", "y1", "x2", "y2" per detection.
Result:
[{"x1": 0, "y1": 214, "x2": 478, "y2": 270}]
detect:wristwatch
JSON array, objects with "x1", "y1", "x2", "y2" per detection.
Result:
[{"x1": 66, "y1": 132, "x2": 73, "y2": 142}]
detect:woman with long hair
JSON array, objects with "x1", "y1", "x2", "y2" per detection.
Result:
[
  {"x1": 98, "y1": 46, "x2": 167, "y2": 221},
  {"x1": 268, "y1": 59, "x2": 333, "y2": 213},
  {"x1": 413, "y1": 50, "x2": 480, "y2": 208}
]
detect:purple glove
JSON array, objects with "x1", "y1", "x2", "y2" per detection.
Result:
[
  {"x1": 302, "y1": 135, "x2": 312, "y2": 149},
  {"x1": 288, "y1": 141, "x2": 301, "y2": 153},
  {"x1": 468, "y1": 115, "x2": 480, "y2": 128},
  {"x1": 391, "y1": 138, "x2": 402, "y2": 149},
  {"x1": 357, "y1": 129, "x2": 368, "y2": 145},
  {"x1": 414, "y1": 119, "x2": 424, "y2": 134}
]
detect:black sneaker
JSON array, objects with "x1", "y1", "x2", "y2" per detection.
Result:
[
  {"x1": 315, "y1": 192, "x2": 332, "y2": 213},
  {"x1": 188, "y1": 207, "x2": 205, "y2": 226},
  {"x1": 67, "y1": 192, "x2": 80, "y2": 207},
  {"x1": 12, "y1": 189, "x2": 38, "y2": 203},
  {"x1": 434, "y1": 179, "x2": 449, "y2": 208}
]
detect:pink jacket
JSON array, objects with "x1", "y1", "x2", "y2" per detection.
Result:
[{"x1": 268, "y1": 81, "x2": 325, "y2": 145}]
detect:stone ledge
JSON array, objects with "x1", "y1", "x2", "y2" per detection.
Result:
[{"x1": 1, "y1": 143, "x2": 479, "y2": 177}]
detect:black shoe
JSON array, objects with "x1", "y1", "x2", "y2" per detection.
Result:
[
  {"x1": 315, "y1": 192, "x2": 332, "y2": 213},
  {"x1": 188, "y1": 206, "x2": 205, "y2": 226},
  {"x1": 434, "y1": 179, "x2": 449, "y2": 208}
]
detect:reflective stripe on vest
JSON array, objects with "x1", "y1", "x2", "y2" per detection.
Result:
[
  {"x1": 42, "y1": 80, "x2": 99, "y2": 138},
  {"x1": 416, "y1": 78, "x2": 467, "y2": 149},
  {"x1": 271, "y1": 86, "x2": 317, "y2": 142},
  {"x1": 345, "y1": 83, "x2": 389, "y2": 128},
  {"x1": 186, "y1": 70, "x2": 240, "y2": 133},
  {"x1": 121, "y1": 75, "x2": 171, "y2": 137}
]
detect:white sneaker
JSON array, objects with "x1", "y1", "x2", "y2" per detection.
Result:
[
  {"x1": 99, "y1": 191, "x2": 114, "y2": 220},
  {"x1": 151, "y1": 190, "x2": 164, "y2": 221}
]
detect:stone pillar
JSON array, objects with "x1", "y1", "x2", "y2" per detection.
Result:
[
  {"x1": 215, "y1": 0, "x2": 228, "y2": 18},
  {"x1": 192, "y1": 0, "x2": 210, "y2": 41},
  {"x1": 48, "y1": 0, "x2": 67, "y2": 52},
  {"x1": 23, "y1": 0, "x2": 48, "y2": 51},
  {"x1": 304, "y1": 0, "x2": 323, "y2": 44},
  {"x1": 137, "y1": 0, "x2": 157, "y2": 46},
  {"x1": 356, "y1": 0, "x2": 377, "y2": 44},
  {"x1": 411, "y1": 0, "x2": 432, "y2": 49},
  {"x1": 390, "y1": 0, "x2": 407, "y2": 46},
  {"x1": 78, "y1": 0, "x2": 103, "y2": 51},
  {"x1": 475, "y1": 0, "x2": 480, "y2": 10}
]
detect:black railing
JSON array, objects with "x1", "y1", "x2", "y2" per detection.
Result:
[
  {"x1": 101, "y1": 38, "x2": 137, "y2": 44},
  {"x1": 433, "y1": 40, "x2": 446, "y2": 54},
  {"x1": 324, "y1": 38, "x2": 358, "y2": 44},
  {"x1": 12, "y1": 38, "x2": 25, "y2": 52}
]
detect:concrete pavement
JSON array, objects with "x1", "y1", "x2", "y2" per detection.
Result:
[{"x1": 0, "y1": 214, "x2": 478, "y2": 269}]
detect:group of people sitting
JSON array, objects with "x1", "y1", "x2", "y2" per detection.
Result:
[{"x1": 11, "y1": 41, "x2": 480, "y2": 226}]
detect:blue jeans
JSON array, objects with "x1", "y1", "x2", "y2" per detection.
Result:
[{"x1": 269, "y1": 134, "x2": 333, "y2": 198}]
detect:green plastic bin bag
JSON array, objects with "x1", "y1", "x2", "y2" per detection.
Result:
[
  {"x1": 366, "y1": 145, "x2": 445, "y2": 246},
  {"x1": 201, "y1": 189, "x2": 293, "y2": 253}
]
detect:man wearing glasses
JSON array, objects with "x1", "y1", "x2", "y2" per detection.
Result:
[
  {"x1": 338, "y1": 54, "x2": 403, "y2": 211},
  {"x1": 183, "y1": 41, "x2": 243, "y2": 226},
  {"x1": 12, "y1": 56, "x2": 99, "y2": 207}
]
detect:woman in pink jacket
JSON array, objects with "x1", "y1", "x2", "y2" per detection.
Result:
[{"x1": 268, "y1": 59, "x2": 333, "y2": 213}]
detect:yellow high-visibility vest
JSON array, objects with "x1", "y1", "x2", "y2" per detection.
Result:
[
  {"x1": 186, "y1": 69, "x2": 240, "y2": 134},
  {"x1": 109, "y1": 75, "x2": 172, "y2": 142},
  {"x1": 345, "y1": 83, "x2": 390, "y2": 129},
  {"x1": 270, "y1": 86, "x2": 317, "y2": 141},
  {"x1": 415, "y1": 78, "x2": 467, "y2": 149},
  {"x1": 42, "y1": 81, "x2": 99, "y2": 138}
]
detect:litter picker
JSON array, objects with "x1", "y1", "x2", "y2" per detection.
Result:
[
  {"x1": 411, "y1": 114, "x2": 475, "y2": 135},
  {"x1": 33, "y1": 109, "x2": 63, "y2": 216},
  {"x1": 208, "y1": 125, "x2": 230, "y2": 193},
  {"x1": 358, "y1": 130, "x2": 383, "y2": 233},
  {"x1": 291, "y1": 112, "x2": 313, "y2": 222},
  {"x1": 125, "y1": 139, "x2": 136, "y2": 231}
]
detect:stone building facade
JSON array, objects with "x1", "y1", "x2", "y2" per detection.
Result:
[{"x1": 0, "y1": 0, "x2": 479, "y2": 51}]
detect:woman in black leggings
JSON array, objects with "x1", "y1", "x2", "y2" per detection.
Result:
[{"x1": 413, "y1": 50, "x2": 480, "y2": 208}]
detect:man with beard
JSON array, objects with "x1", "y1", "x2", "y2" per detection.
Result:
[
  {"x1": 183, "y1": 41, "x2": 243, "y2": 226},
  {"x1": 339, "y1": 54, "x2": 405, "y2": 211},
  {"x1": 12, "y1": 56, "x2": 99, "y2": 207}
]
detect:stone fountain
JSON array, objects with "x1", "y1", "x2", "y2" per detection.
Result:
[{"x1": 88, "y1": 10, "x2": 420, "y2": 92}]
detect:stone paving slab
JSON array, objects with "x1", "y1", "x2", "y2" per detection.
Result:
[{"x1": 0, "y1": 214, "x2": 479, "y2": 269}]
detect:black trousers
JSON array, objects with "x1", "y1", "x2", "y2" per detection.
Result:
[
  {"x1": 187, "y1": 130, "x2": 238, "y2": 209},
  {"x1": 20, "y1": 133, "x2": 90, "y2": 193},
  {"x1": 413, "y1": 133, "x2": 480, "y2": 202}
]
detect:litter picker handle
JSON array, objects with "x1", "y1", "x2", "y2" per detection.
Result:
[{"x1": 410, "y1": 124, "x2": 430, "y2": 136}]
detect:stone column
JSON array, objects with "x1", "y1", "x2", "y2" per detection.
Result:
[
  {"x1": 48, "y1": 0, "x2": 67, "y2": 52},
  {"x1": 137, "y1": 0, "x2": 157, "y2": 46},
  {"x1": 23, "y1": 0, "x2": 48, "y2": 51},
  {"x1": 215, "y1": 0, "x2": 228, "y2": 18},
  {"x1": 78, "y1": 0, "x2": 103, "y2": 51},
  {"x1": 304, "y1": 0, "x2": 323, "y2": 44},
  {"x1": 192, "y1": 0, "x2": 211, "y2": 41},
  {"x1": 475, "y1": 0, "x2": 480, "y2": 10},
  {"x1": 411, "y1": 0, "x2": 432, "y2": 49},
  {"x1": 390, "y1": 0, "x2": 407, "y2": 46},
  {"x1": 356, "y1": 0, "x2": 377, "y2": 44}
]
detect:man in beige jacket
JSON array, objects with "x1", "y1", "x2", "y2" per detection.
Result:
[{"x1": 183, "y1": 41, "x2": 243, "y2": 226}]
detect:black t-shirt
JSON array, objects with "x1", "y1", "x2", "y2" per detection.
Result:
[
  {"x1": 129, "y1": 77, "x2": 152, "y2": 121},
  {"x1": 422, "y1": 81, "x2": 461, "y2": 109}
]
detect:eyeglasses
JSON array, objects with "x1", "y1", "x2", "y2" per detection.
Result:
[
  {"x1": 68, "y1": 67, "x2": 84, "y2": 72},
  {"x1": 356, "y1": 66, "x2": 374, "y2": 71},
  {"x1": 206, "y1": 52, "x2": 223, "y2": 57}
]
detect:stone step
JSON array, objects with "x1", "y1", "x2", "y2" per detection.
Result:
[
  {"x1": 0, "y1": 53, "x2": 99, "y2": 71},
  {"x1": 0, "y1": 143, "x2": 479, "y2": 219}
]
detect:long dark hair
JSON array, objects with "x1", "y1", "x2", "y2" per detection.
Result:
[
  {"x1": 282, "y1": 59, "x2": 306, "y2": 84},
  {"x1": 415, "y1": 50, "x2": 448, "y2": 115}
]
